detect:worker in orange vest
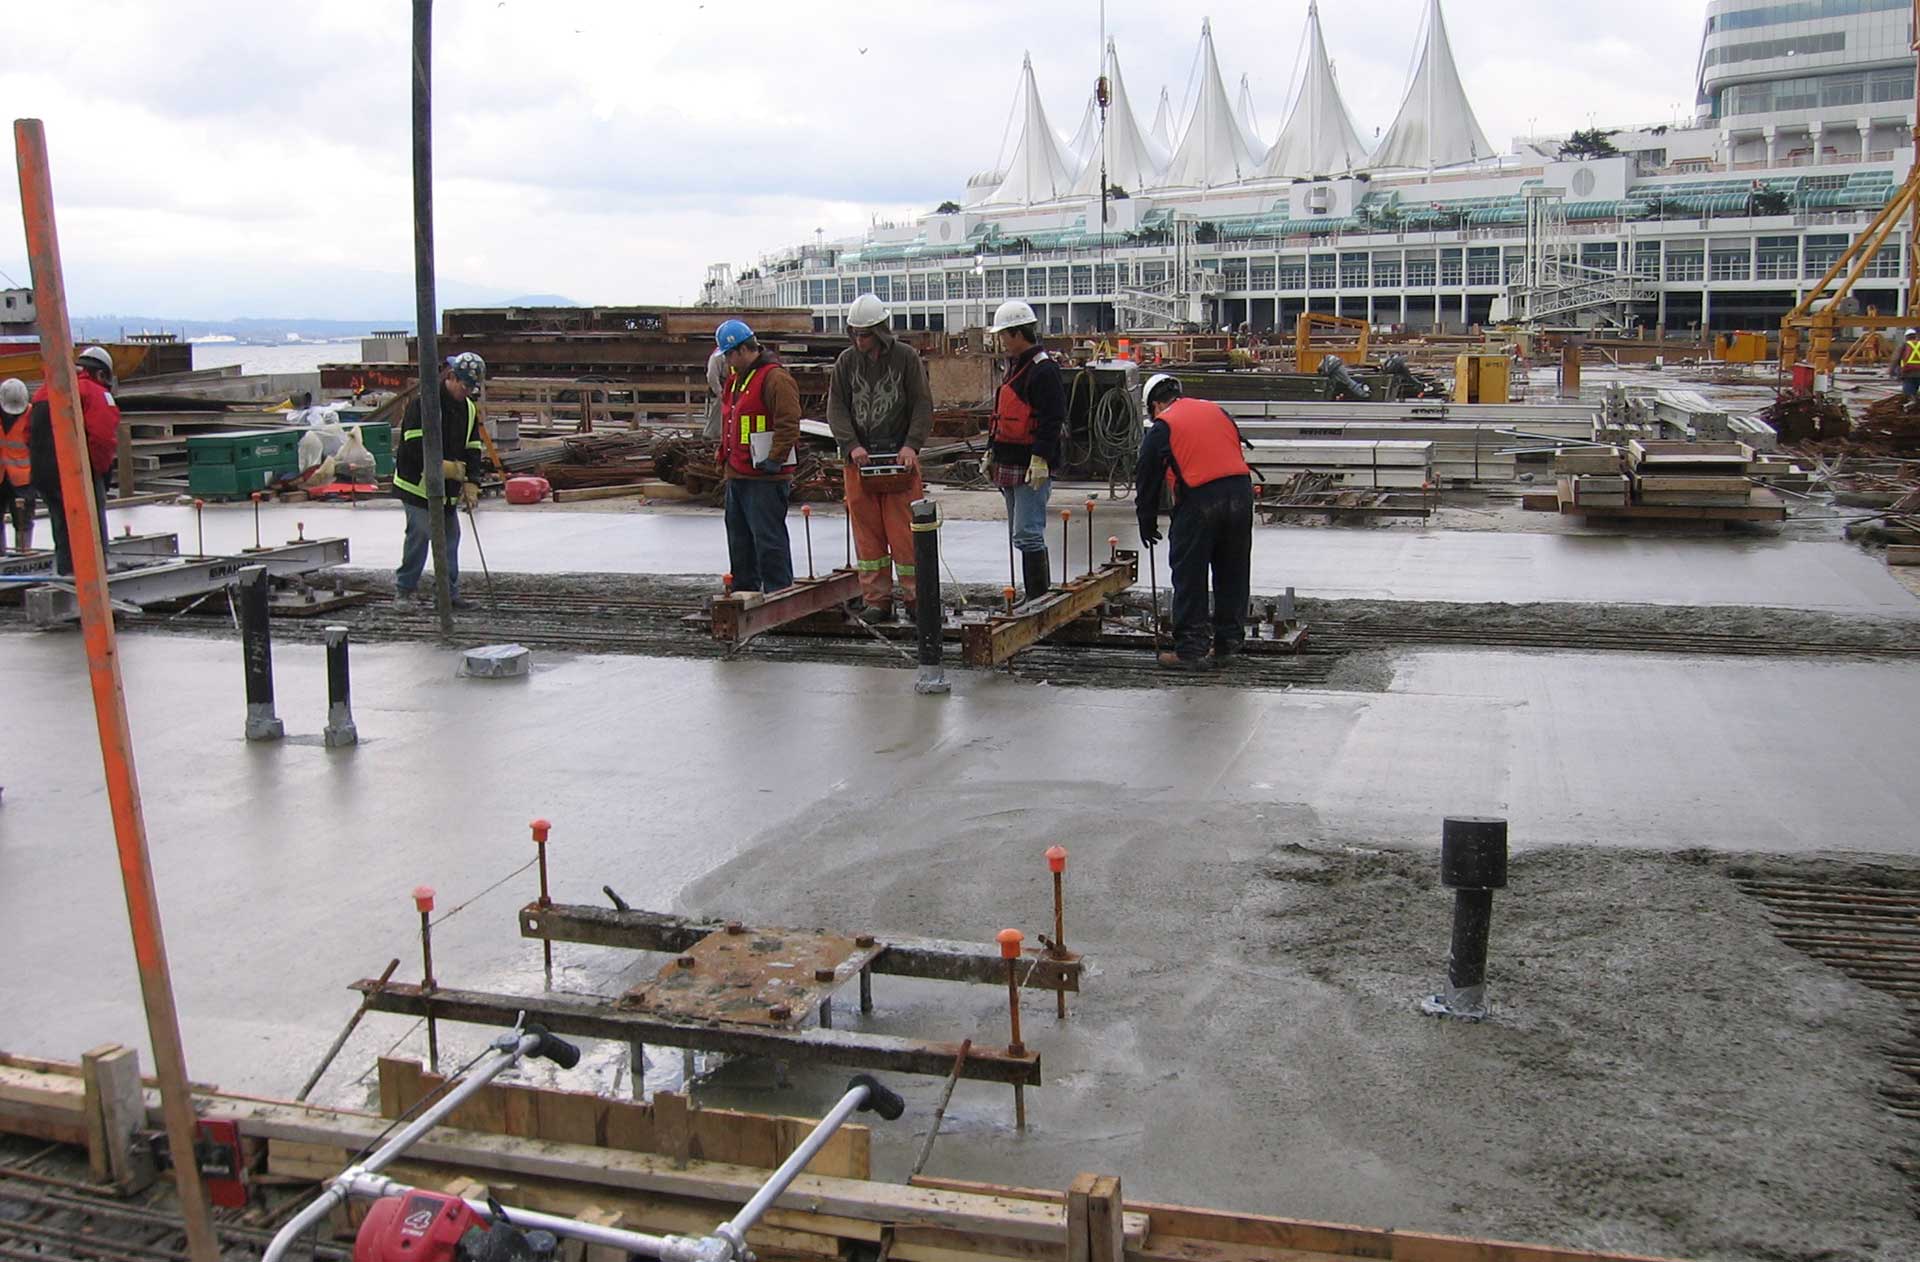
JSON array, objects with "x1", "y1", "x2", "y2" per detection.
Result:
[
  {"x1": 1133, "y1": 373, "x2": 1255, "y2": 671},
  {"x1": 0, "y1": 378, "x2": 33, "y2": 553}
]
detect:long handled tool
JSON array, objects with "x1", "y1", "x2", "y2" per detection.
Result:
[
  {"x1": 462, "y1": 503, "x2": 498, "y2": 613},
  {"x1": 1147, "y1": 543, "x2": 1163, "y2": 648}
]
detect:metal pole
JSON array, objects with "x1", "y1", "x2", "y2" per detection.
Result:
[
  {"x1": 412, "y1": 0, "x2": 452, "y2": 632},
  {"x1": 801, "y1": 504, "x2": 815, "y2": 579},
  {"x1": 911, "y1": 498, "x2": 948, "y2": 695},
  {"x1": 12, "y1": 115, "x2": 222, "y2": 1262},
  {"x1": 237, "y1": 565, "x2": 283, "y2": 741},
  {"x1": 997, "y1": 929, "x2": 1027, "y2": 1130},
  {"x1": 415, "y1": 886, "x2": 438, "y2": 1072},
  {"x1": 910, "y1": 1039, "x2": 971, "y2": 1178},
  {"x1": 1046, "y1": 845, "x2": 1068, "y2": 1020},
  {"x1": 532, "y1": 818, "x2": 553, "y2": 987},
  {"x1": 323, "y1": 624, "x2": 357, "y2": 748}
]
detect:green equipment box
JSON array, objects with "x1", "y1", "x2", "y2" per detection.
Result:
[{"x1": 187, "y1": 429, "x2": 301, "y2": 499}]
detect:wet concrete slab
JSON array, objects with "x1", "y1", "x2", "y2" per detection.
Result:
[
  {"x1": 3, "y1": 631, "x2": 1916, "y2": 1105},
  {"x1": 109, "y1": 498, "x2": 1920, "y2": 616}
]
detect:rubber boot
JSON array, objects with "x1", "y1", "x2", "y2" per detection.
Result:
[{"x1": 1022, "y1": 549, "x2": 1051, "y2": 602}]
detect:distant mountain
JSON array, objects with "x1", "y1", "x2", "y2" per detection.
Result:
[
  {"x1": 72, "y1": 316, "x2": 410, "y2": 342},
  {"x1": 497, "y1": 294, "x2": 579, "y2": 307}
]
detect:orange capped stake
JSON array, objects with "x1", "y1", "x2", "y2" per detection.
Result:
[
  {"x1": 296, "y1": 521, "x2": 305, "y2": 541},
  {"x1": 414, "y1": 884, "x2": 440, "y2": 1070},
  {"x1": 722, "y1": 572, "x2": 735, "y2": 596},
  {"x1": 531, "y1": 819, "x2": 555, "y2": 984},
  {"x1": 1046, "y1": 847, "x2": 1069, "y2": 1019},
  {"x1": 997, "y1": 927, "x2": 1024, "y2": 959},
  {"x1": 1107, "y1": 535, "x2": 1119, "y2": 562},
  {"x1": 1085, "y1": 500, "x2": 1096, "y2": 573},
  {"x1": 1003, "y1": 585, "x2": 1017, "y2": 613},
  {"x1": 998, "y1": 929, "x2": 1026, "y2": 1062},
  {"x1": 412, "y1": 885, "x2": 436, "y2": 915},
  {"x1": 250, "y1": 492, "x2": 264, "y2": 549}
]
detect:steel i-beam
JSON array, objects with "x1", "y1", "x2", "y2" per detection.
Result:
[
  {"x1": 25, "y1": 538, "x2": 350, "y2": 627},
  {"x1": 710, "y1": 568, "x2": 863, "y2": 646},
  {"x1": 961, "y1": 552, "x2": 1138, "y2": 668}
]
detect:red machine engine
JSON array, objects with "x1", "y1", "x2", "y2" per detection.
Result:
[{"x1": 353, "y1": 1191, "x2": 489, "y2": 1262}]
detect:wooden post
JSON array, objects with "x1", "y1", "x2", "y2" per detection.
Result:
[
  {"x1": 116, "y1": 421, "x2": 135, "y2": 497},
  {"x1": 1086, "y1": 1174, "x2": 1126, "y2": 1262},
  {"x1": 654, "y1": 1089, "x2": 692, "y2": 1169},
  {"x1": 82, "y1": 1044, "x2": 156, "y2": 1193}
]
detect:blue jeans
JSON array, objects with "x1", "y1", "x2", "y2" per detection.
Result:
[
  {"x1": 724, "y1": 478, "x2": 793, "y2": 592},
  {"x1": 998, "y1": 478, "x2": 1053, "y2": 553},
  {"x1": 1904, "y1": 377, "x2": 1919, "y2": 401},
  {"x1": 395, "y1": 499, "x2": 460, "y2": 596}
]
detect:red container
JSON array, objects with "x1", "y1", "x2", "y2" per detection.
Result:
[
  {"x1": 1789, "y1": 361, "x2": 1815, "y2": 394},
  {"x1": 506, "y1": 475, "x2": 551, "y2": 504}
]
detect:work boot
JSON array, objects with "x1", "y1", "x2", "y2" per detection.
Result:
[
  {"x1": 450, "y1": 594, "x2": 475, "y2": 611},
  {"x1": 1157, "y1": 650, "x2": 1212, "y2": 672},
  {"x1": 1021, "y1": 549, "x2": 1051, "y2": 602},
  {"x1": 858, "y1": 603, "x2": 894, "y2": 624},
  {"x1": 393, "y1": 589, "x2": 416, "y2": 608}
]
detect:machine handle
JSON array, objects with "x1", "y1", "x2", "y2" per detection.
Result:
[
  {"x1": 848, "y1": 1074, "x2": 904, "y2": 1121},
  {"x1": 525, "y1": 1024, "x2": 581, "y2": 1069}
]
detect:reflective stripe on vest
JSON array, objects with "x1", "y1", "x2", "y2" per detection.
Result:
[
  {"x1": 989, "y1": 352, "x2": 1047, "y2": 446},
  {"x1": 0, "y1": 414, "x2": 28, "y2": 488},
  {"x1": 393, "y1": 398, "x2": 477, "y2": 498},
  {"x1": 1902, "y1": 338, "x2": 1920, "y2": 373},
  {"x1": 1161, "y1": 398, "x2": 1251, "y2": 492},
  {"x1": 720, "y1": 365, "x2": 781, "y2": 474}
]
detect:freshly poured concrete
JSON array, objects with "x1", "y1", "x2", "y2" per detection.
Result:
[
  {"x1": 6, "y1": 633, "x2": 1919, "y2": 1257},
  {"x1": 3, "y1": 632, "x2": 1915, "y2": 1079},
  {"x1": 113, "y1": 498, "x2": 1920, "y2": 615}
]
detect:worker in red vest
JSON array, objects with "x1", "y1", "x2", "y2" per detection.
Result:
[
  {"x1": 1895, "y1": 327, "x2": 1920, "y2": 402},
  {"x1": 715, "y1": 319, "x2": 800, "y2": 592},
  {"x1": 29, "y1": 346, "x2": 120, "y2": 576},
  {"x1": 0, "y1": 378, "x2": 34, "y2": 553},
  {"x1": 1133, "y1": 373, "x2": 1255, "y2": 671}
]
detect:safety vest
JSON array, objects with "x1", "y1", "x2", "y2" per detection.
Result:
[
  {"x1": 393, "y1": 397, "x2": 477, "y2": 498},
  {"x1": 0, "y1": 412, "x2": 28, "y2": 488},
  {"x1": 989, "y1": 351, "x2": 1049, "y2": 446},
  {"x1": 1161, "y1": 398, "x2": 1251, "y2": 491},
  {"x1": 1901, "y1": 337, "x2": 1920, "y2": 376},
  {"x1": 720, "y1": 364, "x2": 790, "y2": 476}
]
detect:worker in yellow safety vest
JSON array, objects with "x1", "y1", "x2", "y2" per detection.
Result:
[
  {"x1": 1894, "y1": 328, "x2": 1920, "y2": 402},
  {"x1": 392, "y1": 353, "x2": 489, "y2": 607}
]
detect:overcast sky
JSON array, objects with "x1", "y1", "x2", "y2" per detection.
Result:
[{"x1": 1, "y1": 1, "x2": 1708, "y2": 321}]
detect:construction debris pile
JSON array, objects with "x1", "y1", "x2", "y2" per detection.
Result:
[
  {"x1": 1851, "y1": 395, "x2": 1920, "y2": 454},
  {"x1": 1759, "y1": 393, "x2": 1853, "y2": 446}
]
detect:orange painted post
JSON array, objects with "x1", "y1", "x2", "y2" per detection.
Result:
[
  {"x1": 12, "y1": 116, "x2": 220, "y2": 1262},
  {"x1": 997, "y1": 928, "x2": 1027, "y2": 1130},
  {"x1": 531, "y1": 819, "x2": 553, "y2": 987},
  {"x1": 1046, "y1": 845, "x2": 1069, "y2": 1019}
]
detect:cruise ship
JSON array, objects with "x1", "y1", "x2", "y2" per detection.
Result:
[{"x1": 715, "y1": 0, "x2": 1919, "y2": 338}]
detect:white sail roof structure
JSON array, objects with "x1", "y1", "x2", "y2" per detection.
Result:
[
  {"x1": 1160, "y1": 20, "x2": 1260, "y2": 189},
  {"x1": 1063, "y1": 94, "x2": 1099, "y2": 170},
  {"x1": 1261, "y1": 1, "x2": 1371, "y2": 179},
  {"x1": 1148, "y1": 88, "x2": 1177, "y2": 163},
  {"x1": 1234, "y1": 75, "x2": 1269, "y2": 164},
  {"x1": 984, "y1": 54, "x2": 1079, "y2": 205},
  {"x1": 1069, "y1": 40, "x2": 1164, "y2": 199},
  {"x1": 1369, "y1": 0, "x2": 1492, "y2": 171}
]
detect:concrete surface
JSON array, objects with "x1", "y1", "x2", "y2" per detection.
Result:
[{"x1": 109, "y1": 498, "x2": 1920, "y2": 616}]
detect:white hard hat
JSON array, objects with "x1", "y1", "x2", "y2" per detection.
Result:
[
  {"x1": 988, "y1": 299, "x2": 1038, "y2": 333},
  {"x1": 77, "y1": 345, "x2": 115, "y2": 374},
  {"x1": 847, "y1": 292, "x2": 890, "y2": 329},
  {"x1": 0, "y1": 377, "x2": 26, "y2": 414},
  {"x1": 1143, "y1": 373, "x2": 1181, "y2": 407}
]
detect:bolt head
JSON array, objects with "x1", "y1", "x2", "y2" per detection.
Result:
[
  {"x1": 677, "y1": 955, "x2": 696, "y2": 968},
  {"x1": 725, "y1": 921, "x2": 746, "y2": 935},
  {"x1": 814, "y1": 967, "x2": 837, "y2": 982},
  {"x1": 769, "y1": 1004, "x2": 792, "y2": 1020},
  {"x1": 854, "y1": 934, "x2": 876, "y2": 948}
]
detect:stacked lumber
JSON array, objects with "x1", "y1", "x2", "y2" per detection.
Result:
[
  {"x1": 1244, "y1": 439, "x2": 1432, "y2": 490},
  {"x1": 1628, "y1": 440, "x2": 1754, "y2": 507}
]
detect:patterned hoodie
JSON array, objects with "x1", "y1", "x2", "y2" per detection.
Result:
[{"x1": 825, "y1": 324, "x2": 933, "y2": 457}]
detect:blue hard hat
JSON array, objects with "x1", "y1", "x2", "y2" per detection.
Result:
[{"x1": 715, "y1": 319, "x2": 755, "y2": 353}]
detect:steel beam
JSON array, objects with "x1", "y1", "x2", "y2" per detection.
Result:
[
  {"x1": 0, "y1": 533, "x2": 180, "y2": 578},
  {"x1": 520, "y1": 903, "x2": 1081, "y2": 992},
  {"x1": 710, "y1": 568, "x2": 863, "y2": 645},
  {"x1": 961, "y1": 553, "x2": 1138, "y2": 668},
  {"x1": 352, "y1": 980, "x2": 1042, "y2": 1086},
  {"x1": 25, "y1": 538, "x2": 350, "y2": 627}
]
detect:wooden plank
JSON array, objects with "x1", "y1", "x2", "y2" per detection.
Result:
[
  {"x1": 654, "y1": 1089, "x2": 694, "y2": 1168},
  {"x1": 80, "y1": 1043, "x2": 115, "y2": 1180},
  {"x1": 1067, "y1": 1174, "x2": 1098, "y2": 1262},
  {"x1": 355, "y1": 981, "x2": 1042, "y2": 1086},
  {"x1": 1887, "y1": 544, "x2": 1920, "y2": 566},
  {"x1": 552, "y1": 484, "x2": 652, "y2": 503},
  {"x1": 1088, "y1": 1176, "x2": 1126, "y2": 1262},
  {"x1": 233, "y1": 1100, "x2": 1139, "y2": 1246},
  {"x1": 83, "y1": 1045, "x2": 154, "y2": 1192}
]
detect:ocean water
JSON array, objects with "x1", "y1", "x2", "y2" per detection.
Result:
[{"x1": 190, "y1": 340, "x2": 363, "y2": 376}]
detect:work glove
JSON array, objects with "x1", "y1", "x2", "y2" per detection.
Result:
[
  {"x1": 754, "y1": 457, "x2": 784, "y2": 474},
  {"x1": 1025, "y1": 455, "x2": 1049, "y2": 489},
  {"x1": 441, "y1": 459, "x2": 467, "y2": 483},
  {"x1": 459, "y1": 481, "x2": 480, "y2": 510},
  {"x1": 1140, "y1": 524, "x2": 1162, "y2": 547}
]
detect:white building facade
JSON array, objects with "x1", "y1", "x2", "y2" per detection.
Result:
[{"x1": 729, "y1": 0, "x2": 1917, "y2": 338}]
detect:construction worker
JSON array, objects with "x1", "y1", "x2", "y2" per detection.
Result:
[
  {"x1": 985, "y1": 299, "x2": 1065, "y2": 599},
  {"x1": 1134, "y1": 373, "x2": 1254, "y2": 671},
  {"x1": 715, "y1": 319, "x2": 800, "y2": 592},
  {"x1": 28, "y1": 346, "x2": 119, "y2": 577},
  {"x1": 703, "y1": 344, "x2": 727, "y2": 441},
  {"x1": 0, "y1": 378, "x2": 33, "y2": 554},
  {"x1": 392, "y1": 352, "x2": 489, "y2": 607},
  {"x1": 827, "y1": 293, "x2": 933, "y2": 621},
  {"x1": 1895, "y1": 327, "x2": 1920, "y2": 401}
]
